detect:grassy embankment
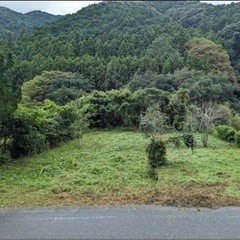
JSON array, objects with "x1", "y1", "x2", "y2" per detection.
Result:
[{"x1": 0, "y1": 129, "x2": 240, "y2": 208}]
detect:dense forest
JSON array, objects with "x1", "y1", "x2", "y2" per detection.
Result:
[
  {"x1": 0, "y1": 6, "x2": 61, "y2": 38},
  {"x1": 1, "y1": 1, "x2": 240, "y2": 161}
]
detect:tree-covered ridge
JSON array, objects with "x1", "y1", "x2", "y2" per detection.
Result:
[
  {"x1": 0, "y1": 6, "x2": 61, "y2": 38},
  {"x1": 2, "y1": 1, "x2": 238, "y2": 81}
]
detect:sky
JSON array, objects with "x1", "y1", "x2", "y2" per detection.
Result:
[
  {"x1": 0, "y1": 1, "x2": 102, "y2": 15},
  {"x1": 0, "y1": 1, "x2": 239, "y2": 15}
]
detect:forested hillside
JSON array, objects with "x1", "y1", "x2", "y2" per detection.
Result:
[
  {"x1": 1, "y1": 1, "x2": 240, "y2": 161},
  {"x1": 0, "y1": 6, "x2": 61, "y2": 38}
]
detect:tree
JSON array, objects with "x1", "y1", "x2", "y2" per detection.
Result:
[
  {"x1": 188, "y1": 102, "x2": 222, "y2": 148},
  {"x1": 139, "y1": 104, "x2": 167, "y2": 137},
  {"x1": 104, "y1": 57, "x2": 124, "y2": 90},
  {"x1": 186, "y1": 38, "x2": 237, "y2": 83},
  {"x1": 0, "y1": 50, "x2": 20, "y2": 158},
  {"x1": 167, "y1": 88, "x2": 189, "y2": 130},
  {"x1": 21, "y1": 71, "x2": 91, "y2": 106}
]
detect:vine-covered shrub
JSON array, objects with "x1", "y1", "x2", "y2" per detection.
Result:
[
  {"x1": 215, "y1": 125, "x2": 236, "y2": 142},
  {"x1": 146, "y1": 138, "x2": 167, "y2": 168}
]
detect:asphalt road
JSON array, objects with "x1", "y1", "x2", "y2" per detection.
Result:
[{"x1": 0, "y1": 205, "x2": 240, "y2": 239}]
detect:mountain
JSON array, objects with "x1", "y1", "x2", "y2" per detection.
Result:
[
  {"x1": 0, "y1": 6, "x2": 61, "y2": 38},
  {"x1": 1, "y1": 1, "x2": 240, "y2": 105}
]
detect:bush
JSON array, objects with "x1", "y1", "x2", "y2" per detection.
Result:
[
  {"x1": 215, "y1": 125, "x2": 236, "y2": 142},
  {"x1": 167, "y1": 133, "x2": 183, "y2": 148},
  {"x1": 0, "y1": 152, "x2": 11, "y2": 164},
  {"x1": 235, "y1": 131, "x2": 240, "y2": 147},
  {"x1": 183, "y1": 133, "x2": 195, "y2": 151},
  {"x1": 10, "y1": 117, "x2": 47, "y2": 158},
  {"x1": 146, "y1": 138, "x2": 167, "y2": 168},
  {"x1": 231, "y1": 114, "x2": 240, "y2": 131},
  {"x1": 226, "y1": 128, "x2": 236, "y2": 142}
]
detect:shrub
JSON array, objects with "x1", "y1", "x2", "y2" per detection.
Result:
[
  {"x1": 167, "y1": 134, "x2": 183, "y2": 148},
  {"x1": 146, "y1": 138, "x2": 167, "y2": 168},
  {"x1": 215, "y1": 125, "x2": 236, "y2": 142},
  {"x1": 235, "y1": 131, "x2": 240, "y2": 147},
  {"x1": 139, "y1": 118, "x2": 155, "y2": 138},
  {"x1": 139, "y1": 104, "x2": 167, "y2": 138},
  {"x1": 226, "y1": 128, "x2": 236, "y2": 142},
  {"x1": 231, "y1": 114, "x2": 240, "y2": 131},
  {"x1": 183, "y1": 133, "x2": 195, "y2": 151},
  {"x1": 10, "y1": 117, "x2": 47, "y2": 158},
  {"x1": 0, "y1": 152, "x2": 11, "y2": 164}
]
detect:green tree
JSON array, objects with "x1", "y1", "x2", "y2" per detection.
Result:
[
  {"x1": 189, "y1": 102, "x2": 222, "y2": 148},
  {"x1": 186, "y1": 38, "x2": 237, "y2": 82},
  {"x1": 167, "y1": 88, "x2": 189, "y2": 130},
  {"x1": 0, "y1": 50, "x2": 20, "y2": 158},
  {"x1": 21, "y1": 71, "x2": 91, "y2": 106}
]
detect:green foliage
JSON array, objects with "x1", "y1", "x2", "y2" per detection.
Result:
[
  {"x1": 0, "y1": 7, "x2": 60, "y2": 38},
  {"x1": 75, "y1": 88, "x2": 169, "y2": 129},
  {"x1": 21, "y1": 71, "x2": 91, "y2": 106},
  {"x1": 0, "y1": 50, "x2": 21, "y2": 158},
  {"x1": 146, "y1": 137, "x2": 167, "y2": 169},
  {"x1": 231, "y1": 114, "x2": 240, "y2": 131},
  {"x1": 2, "y1": 130, "x2": 240, "y2": 207},
  {"x1": 2, "y1": 0, "x2": 240, "y2": 163},
  {"x1": 167, "y1": 88, "x2": 189, "y2": 130},
  {"x1": 0, "y1": 152, "x2": 11, "y2": 164},
  {"x1": 235, "y1": 131, "x2": 240, "y2": 147},
  {"x1": 139, "y1": 104, "x2": 167, "y2": 137},
  {"x1": 216, "y1": 104, "x2": 233, "y2": 126},
  {"x1": 0, "y1": 51, "x2": 19, "y2": 124},
  {"x1": 7, "y1": 100, "x2": 79, "y2": 159},
  {"x1": 1, "y1": 1, "x2": 239, "y2": 103},
  {"x1": 166, "y1": 134, "x2": 183, "y2": 149},
  {"x1": 186, "y1": 38, "x2": 237, "y2": 82},
  {"x1": 9, "y1": 117, "x2": 47, "y2": 159},
  {"x1": 215, "y1": 125, "x2": 236, "y2": 142},
  {"x1": 183, "y1": 133, "x2": 195, "y2": 152},
  {"x1": 70, "y1": 101, "x2": 90, "y2": 148},
  {"x1": 139, "y1": 118, "x2": 155, "y2": 138},
  {"x1": 188, "y1": 102, "x2": 222, "y2": 147}
]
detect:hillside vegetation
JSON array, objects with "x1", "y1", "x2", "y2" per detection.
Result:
[
  {"x1": 0, "y1": 7, "x2": 61, "y2": 38},
  {"x1": 1, "y1": 1, "x2": 240, "y2": 207}
]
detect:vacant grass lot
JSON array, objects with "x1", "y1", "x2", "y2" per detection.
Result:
[{"x1": 0, "y1": 129, "x2": 240, "y2": 208}]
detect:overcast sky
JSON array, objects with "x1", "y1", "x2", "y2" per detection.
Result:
[
  {"x1": 0, "y1": 1, "x2": 238, "y2": 15},
  {"x1": 0, "y1": 1, "x2": 102, "y2": 15}
]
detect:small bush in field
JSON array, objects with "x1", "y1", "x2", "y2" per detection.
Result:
[
  {"x1": 235, "y1": 131, "x2": 240, "y2": 147},
  {"x1": 231, "y1": 114, "x2": 240, "y2": 131},
  {"x1": 146, "y1": 137, "x2": 167, "y2": 169},
  {"x1": 183, "y1": 133, "x2": 195, "y2": 152},
  {"x1": 215, "y1": 125, "x2": 236, "y2": 142},
  {"x1": 167, "y1": 134, "x2": 183, "y2": 148}
]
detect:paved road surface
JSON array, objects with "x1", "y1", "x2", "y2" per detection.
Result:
[{"x1": 0, "y1": 206, "x2": 240, "y2": 239}]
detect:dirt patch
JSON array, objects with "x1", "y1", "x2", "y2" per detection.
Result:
[
  {"x1": 42, "y1": 183, "x2": 239, "y2": 208},
  {"x1": 147, "y1": 183, "x2": 238, "y2": 208},
  {"x1": 3, "y1": 183, "x2": 238, "y2": 209}
]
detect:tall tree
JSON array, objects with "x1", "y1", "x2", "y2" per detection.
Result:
[
  {"x1": 0, "y1": 50, "x2": 20, "y2": 155},
  {"x1": 186, "y1": 38, "x2": 237, "y2": 83}
]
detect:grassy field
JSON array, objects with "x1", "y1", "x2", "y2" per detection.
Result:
[{"x1": 0, "y1": 129, "x2": 240, "y2": 208}]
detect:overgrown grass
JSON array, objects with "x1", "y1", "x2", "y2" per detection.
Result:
[{"x1": 0, "y1": 129, "x2": 240, "y2": 208}]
